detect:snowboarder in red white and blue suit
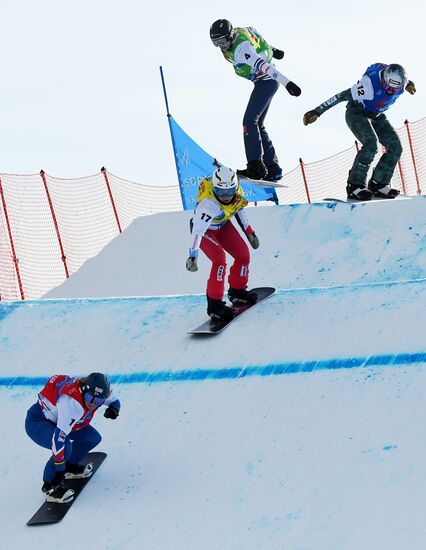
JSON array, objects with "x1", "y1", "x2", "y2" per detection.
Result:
[{"x1": 25, "y1": 372, "x2": 120, "y2": 503}]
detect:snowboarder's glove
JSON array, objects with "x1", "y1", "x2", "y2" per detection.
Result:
[
  {"x1": 286, "y1": 81, "x2": 301, "y2": 97},
  {"x1": 405, "y1": 80, "x2": 416, "y2": 95},
  {"x1": 186, "y1": 249, "x2": 198, "y2": 272},
  {"x1": 104, "y1": 404, "x2": 120, "y2": 419},
  {"x1": 245, "y1": 226, "x2": 260, "y2": 249},
  {"x1": 186, "y1": 257, "x2": 198, "y2": 272},
  {"x1": 303, "y1": 110, "x2": 319, "y2": 126},
  {"x1": 272, "y1": 48, "x2": 284, "y2": 60},
  {"x1": 51, "y1": 469, "x2": 65, "y2": 487},
  {"x1": 248, "y1": 232, "x2": 260, "y2": 249}
]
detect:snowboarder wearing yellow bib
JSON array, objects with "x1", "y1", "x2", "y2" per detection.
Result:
[
  {"x1": 186, "y1": 166, "x2": 260, "y2": 322},
  {"x1": 209, "y1": 19, "x2": 301, "y2": 183}
]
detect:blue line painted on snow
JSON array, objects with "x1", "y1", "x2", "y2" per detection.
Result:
[
  {"x1": 1, "y1": 352, "x2": 425, "y2": 387},
  {"x1": 1, "y1": 276, "x2": 425, "y2": 308}
]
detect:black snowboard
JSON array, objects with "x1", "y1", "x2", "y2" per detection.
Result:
[
  {"x1": 27, "y1": 451, "x2": 107, "y2": 526},
  {"x1": 188, "y1": 287, "x2": 275, "y2": 335}
]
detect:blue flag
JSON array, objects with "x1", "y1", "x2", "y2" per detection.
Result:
[{"x1": 168, "y1": 117, "x2": 278, "y2": 210}]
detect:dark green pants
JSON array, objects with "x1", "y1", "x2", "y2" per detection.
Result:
[{"x1": 345, "y1": 102, "x2": 402, "y2": 186}]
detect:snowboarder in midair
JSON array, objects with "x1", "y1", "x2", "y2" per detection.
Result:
[
  {"x1": 186, "y1": 166, "x2": 260, "y2": 322},
  {"x1": 209, "y1": 19, "x2": 301, "y2": 182},
  {"x1": 25, "y1": 372, "x2": 120, "y2": 503},
  {"x1": 303, "y1": 63, "x2": 416, "y2": 200}
]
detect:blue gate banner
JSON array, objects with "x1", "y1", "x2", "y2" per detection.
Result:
[{"x1": 168, "y1": 117, "x2": 278, "y2": 210}]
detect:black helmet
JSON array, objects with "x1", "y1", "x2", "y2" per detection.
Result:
[
  {"x1": 209, "y1": 19, "x2": 233, "y2": 51},
  {"x1": 81, "y1": 372, "x2": 111, "y2": 404}
]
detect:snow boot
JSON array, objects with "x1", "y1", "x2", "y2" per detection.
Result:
[
  {"x1": 237, "y1": 160, "x2": 267, "y2": 181},
  {"x1": 264, "y1": 163, "x2": 283, "y2": 182},
  {"x1": 207, "y1": 296, "x2": 234, "y2": 322},
  {"x1": 42, "y1": 481, "x2": 74, "y2": 504},
  {"x1": 368, "y1": 179, "x2": 400, "y2": 199},
  {"x1": 228, "y1": 286, "x2": 258, "y2": 305},
  {"x1": 65, "y1": 461, "x2": 93, "y2": 479},
  {"x1": 346, "y1": 183, "x2": 373, "y2": 201}
]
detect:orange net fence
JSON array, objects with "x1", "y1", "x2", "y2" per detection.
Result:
[
  {"x1": 0, "y1": 119, "x2": 424, "y2": 301},
  {"x1": 0, "y1": 170, "x2": 182, "y2": 300}
]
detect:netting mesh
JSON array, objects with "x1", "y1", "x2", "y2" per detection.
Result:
[
  {"x1": 106, "y1": 172, "x2": 182, "y2": 228},
  {"x1": 0, "y1": 118, "x2": 424, "y2": 301},
  {"x1": 277, "y1": 118, "x2": 425, "y2": 203},
  {"x1": 405, "y1": 118, "x2": 426, "y2": 195}
]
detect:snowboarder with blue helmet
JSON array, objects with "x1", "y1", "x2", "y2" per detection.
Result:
[
  {"x1": 303, "y1": 63, "x2": 416, "y2": 200},
  {"x1": 209, "y1": 19, "x2": 301, "y2": 183}
]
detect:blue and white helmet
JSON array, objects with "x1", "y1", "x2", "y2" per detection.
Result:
[
  {"x1": 212, "y1": 166, "x2": 239, "y2": 202},
  {"x1": 382, "y1": 64, "x2": 407, "y2": 93}
]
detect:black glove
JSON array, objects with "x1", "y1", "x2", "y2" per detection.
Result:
[
  {"x1": 104, "y1": 404, "x2": 120, "y2": 419},
  {"x1": 303, "y1": 110, "x2": 319, "y2": 126},
  {"x1": 286, "y1": 81, "x2": 301, "y2": 96},
  {"x1": 246, "y1": 231, "x2": 260, "y2": 249},
  {"x1": 405, "y1": 80, "x2": 416, "y2": 95},
  {"x1": 272, "y1": 47, "x2": 284, "y2": 60},
  {"x1": 52, "y1": 469, "x2": 65, "y2": 487}
]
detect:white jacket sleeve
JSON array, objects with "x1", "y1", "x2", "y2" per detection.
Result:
[
  {"x1": 235, "y1": 209, "x2": 251, "y2": 233},
  {"x1": 189, "y1": 199, "x2": 223, "y2": 256}
]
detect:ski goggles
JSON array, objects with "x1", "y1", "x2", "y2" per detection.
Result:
[
  {"x1": 214, "y1": 187, "x2": 236, "y2": 200},
  {"x1": 84, "y1": 393, "x2": 106, "y2": 406},
  {"x1": 211, "y1": 36, "x2": 231, "y2": 49},
  {"x1": 381, "y1": 78, "x2": 404, "y2": 95}
]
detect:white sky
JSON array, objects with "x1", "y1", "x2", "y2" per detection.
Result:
[{"x1": 1, "y1": 0, "x2": 424, "y2": 185}]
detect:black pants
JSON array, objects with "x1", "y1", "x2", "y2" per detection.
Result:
[{"x1": 345, "y1": 102, "x2": 402, "y2": 186}]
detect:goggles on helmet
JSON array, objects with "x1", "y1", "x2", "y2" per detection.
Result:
[
  {"x1": 211, "y1": 35, "x2": 231, "y2": 49},
  {"x1": 381, "y1": 66, "x2": 405, "y2": 95},
  {"x1": 213, "y1": 186, "x2": 236, "y2": 200},
  {"x1": 382, "y1": 79, "x2": 403, "y2": 95},
  {"x1": 84, "y1": 393, "x2": 106, "y2": 406}
]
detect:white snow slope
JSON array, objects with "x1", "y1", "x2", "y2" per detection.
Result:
[
  {"x1": 1, "y1": 197, "x2": 426, "y2": 550},
  {"x1": 44, "y1": 197, "x2": 426, "y2": 299}
]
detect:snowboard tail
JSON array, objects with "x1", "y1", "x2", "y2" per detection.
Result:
[
  {"x1": 239, "y1": 177, "x2": 287, "y2": 188},
  {"x1": 188, "y1": 287, "x2": 275, "y2": 335},
  {"x1": 27, "y1": 452, "x2": 107, "y2": 526}
]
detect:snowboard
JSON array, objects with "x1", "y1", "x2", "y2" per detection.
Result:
[
  {"x1": 27, "y1": 451, "x2": 107, "y2": 526},
  {"x1": 239, "y1": 176, "x2": 287, "y2": 189},
  {"x1": 323, "y1": 194, "x2": 410, "y2": 204},
  {"x1": 188, "y1": 287, "x2": 275, "y2": 335}
]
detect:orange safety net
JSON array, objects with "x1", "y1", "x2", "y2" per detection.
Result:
[{"x1": 0, "y1": 119, "x2": 424, "y2": 301}]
